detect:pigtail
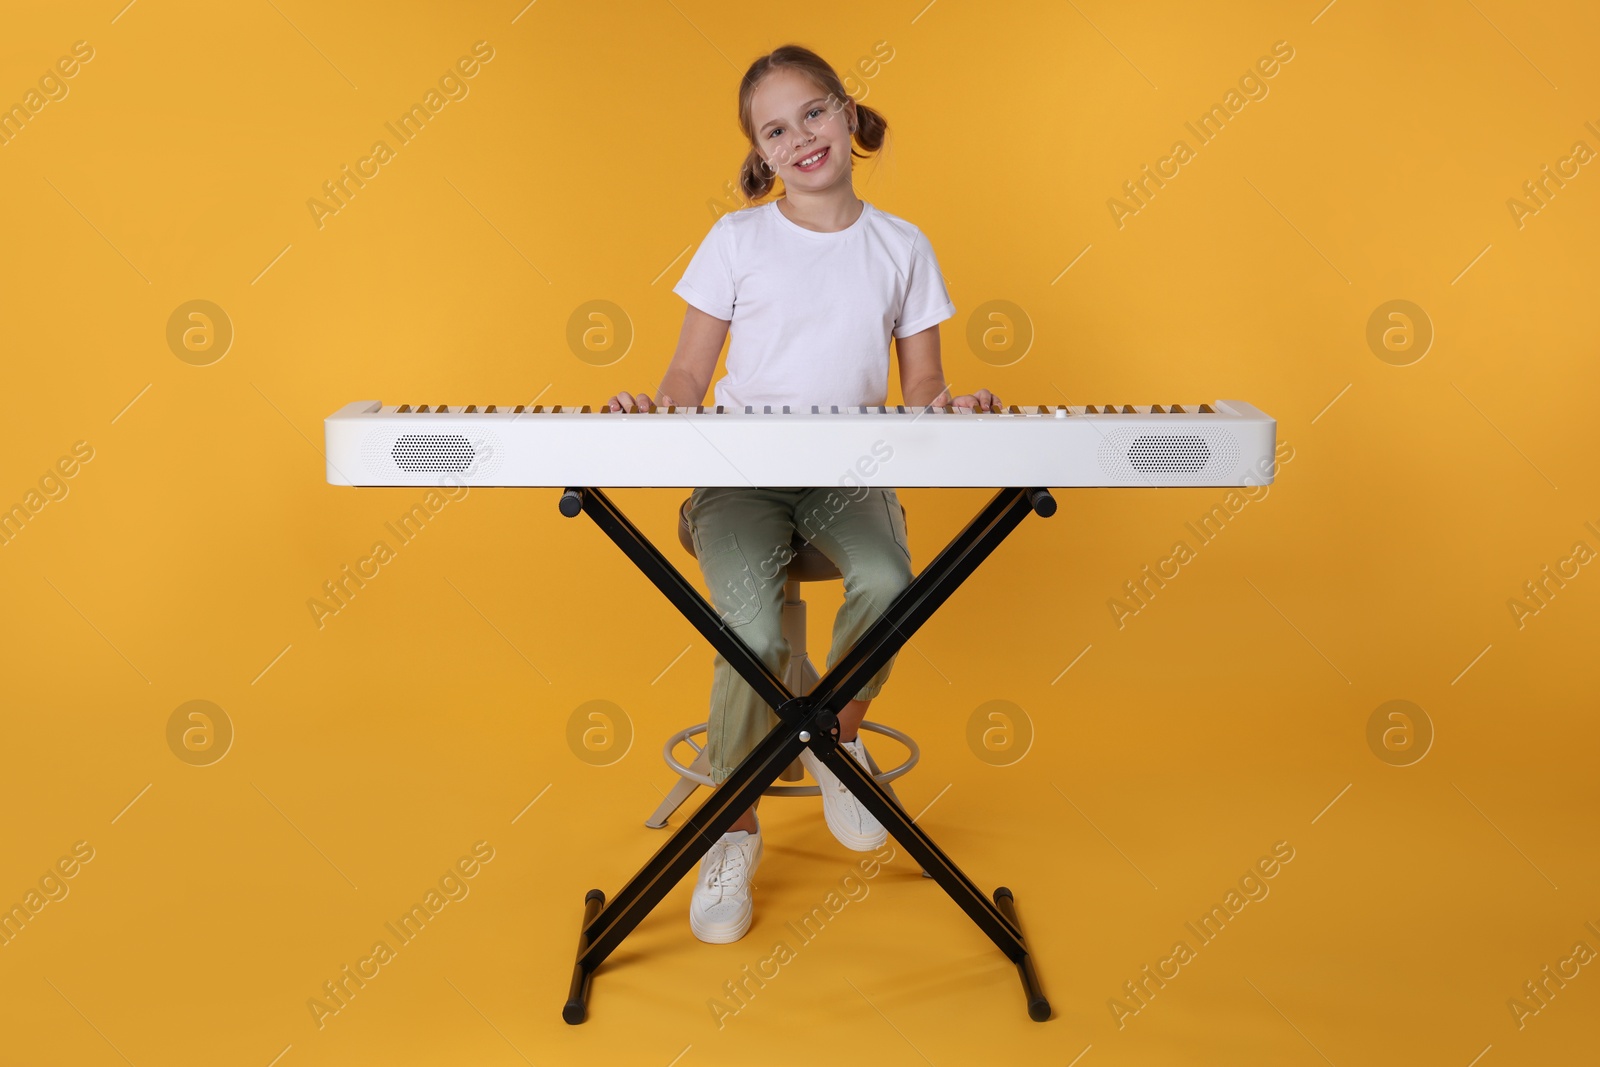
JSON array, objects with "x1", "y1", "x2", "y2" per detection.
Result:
[
  {"x1": 849, "y1": 101, "x2": 888, "y2": 156},
  {"x1": 740, "y1": 145, "x2": 778, "y2": 202}
]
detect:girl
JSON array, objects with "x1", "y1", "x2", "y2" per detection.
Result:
[{"x1": 604, "y1": 43, "x2": 1000, "y2": 944}]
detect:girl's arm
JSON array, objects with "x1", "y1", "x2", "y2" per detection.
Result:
[
  {"x1": 605, "y1": 305, "x2": 729, "y2": 412},
  {"x1": 895, "y1": 325, "x2": 1000, "y2": 411}
]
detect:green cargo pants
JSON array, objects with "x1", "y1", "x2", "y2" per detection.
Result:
[{"x1": 686, "y1": 486, "x2": 914, "y2": 784}]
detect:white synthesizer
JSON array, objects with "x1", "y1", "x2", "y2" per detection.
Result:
[{"x1": 322, "y1": 399, "x2": 1277, "y2": 488}]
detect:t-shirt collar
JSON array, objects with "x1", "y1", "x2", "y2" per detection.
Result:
[{"x1": 769, "y1": 198, "x2": 871, "y2": 238}]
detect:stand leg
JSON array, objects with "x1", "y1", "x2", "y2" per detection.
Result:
[
  {"x1": 563, "y1": 888, "x2": 605, "y2": 1024},
  {"x1": 995, "y1": 887, "x2": 1051, "y2": 1021},
  {"x1": 569, "y1": 714, "x2": 805, "y2": 984}
]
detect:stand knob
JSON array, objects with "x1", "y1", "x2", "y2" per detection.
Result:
[{"x1": 799, "y1": 730, "x2": 811, "y2": 742}]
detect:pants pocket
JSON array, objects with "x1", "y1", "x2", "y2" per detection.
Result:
[
  {"x1": 882, "y1": 489, "x2": 911, "y2": 563},
  {"x1": 697, "y1": 530, "x2": 763, "y2": 627}
]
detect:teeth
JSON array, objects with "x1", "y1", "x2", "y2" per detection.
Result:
[{"x1": 799, "y1": 148, "x2": 826, "y2": 166}]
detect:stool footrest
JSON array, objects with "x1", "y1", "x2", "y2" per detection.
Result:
[{"x1": 656, "y1": 720, "x2": 919, "y2": 797}]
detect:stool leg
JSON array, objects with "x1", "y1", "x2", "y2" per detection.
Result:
[
  {"x1": 797, "y1": 655, "x2": 821, "y2": 693},
  {"x1": 645, "y1": 745, "x2": 710, "y2": 829}
]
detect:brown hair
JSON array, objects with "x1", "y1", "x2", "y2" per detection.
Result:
[{"x1": 736, "y1": 44, "x2": 888, "y2": 202}]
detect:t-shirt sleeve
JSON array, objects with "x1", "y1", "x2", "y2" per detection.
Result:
[
  {"x1": 672, "y1": 216, "x2": 736, "y2": 321},
  {"x1": 892, "y1": 228, "x2": 957, "y2": 339}
]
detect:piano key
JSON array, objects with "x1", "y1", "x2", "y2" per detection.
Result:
[
  {"x1": 1150, "y1": 404, "x2": 1164, "y2": 413},
  {"x1": 398, "y1": 404, "x2": 412, "y2": 413},
  {"x1": 1199, "y1": 403, "x2": 1214, "y2": 413},
  {"x1": 466, "y1": 404, "x2": 478, "y2": 413}
]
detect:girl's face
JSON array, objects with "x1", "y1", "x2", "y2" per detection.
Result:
[{"x1": 750, "y1": 68, "x2": 855, "y2": 190}]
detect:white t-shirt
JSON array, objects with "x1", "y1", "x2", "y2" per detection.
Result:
[{"x1": 673, "y1": 200, "x2": 956, "y2": 410}]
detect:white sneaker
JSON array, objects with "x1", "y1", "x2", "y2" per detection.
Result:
[
  {"x1": 800, "y1": 736, "x2": 888, "y2": 851},
  {"x1": 689, "y1": 817, "x2": 763, "y2": 944}
]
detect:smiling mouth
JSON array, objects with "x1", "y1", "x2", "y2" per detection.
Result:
[{"x1": 795, "y1": 146, "x2": 829, "y2": 171}]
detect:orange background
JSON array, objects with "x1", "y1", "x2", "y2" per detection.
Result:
[{"x1": 1, "y1": 1, "x2": 1596, "y2": 1064}]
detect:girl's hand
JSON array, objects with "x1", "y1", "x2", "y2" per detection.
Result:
[
  {"x1": 948, "y1": 389, "x2": 1002, "y2": 412},
  {"x1": 604, "y1": 390, "x2": 676, "y2": 412}
]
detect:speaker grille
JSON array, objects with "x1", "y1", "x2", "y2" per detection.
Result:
[
  {"x1": 1097, "y1": 428, "x2": 1240, "y2": 484},
  {"x1": 1128, "y1": 434, "x2": 1210, "y2": 473},
  {"x1": 362, "y1": 432, "x2": 504, "y2": 477},
  {"x1": 393, "y1": 434, "x2": 474, "y2": 471}
]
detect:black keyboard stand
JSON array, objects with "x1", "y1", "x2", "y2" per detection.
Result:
[{"x1": 557, "y1": 485, "x2": 1054, "y2": 1025}]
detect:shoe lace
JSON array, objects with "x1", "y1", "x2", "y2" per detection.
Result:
[{"x1": 704, "y1": 840, "x2": 749, "y2": 895}]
